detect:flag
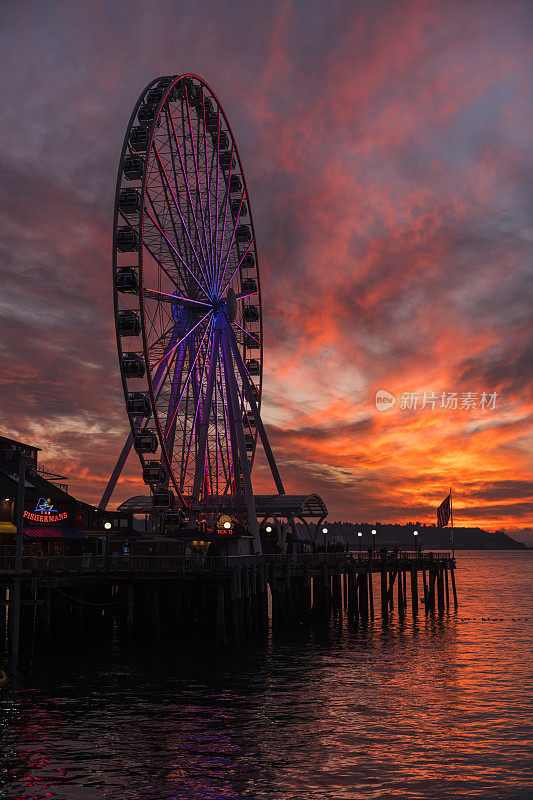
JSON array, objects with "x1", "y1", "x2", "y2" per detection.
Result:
[{"x1": 437, "y1": 493, "x2": 451, "y2": 528}]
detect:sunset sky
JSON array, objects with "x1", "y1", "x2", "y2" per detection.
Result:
[{"x1": 1, "y1": 0, "x2": 531, "y2": 541}]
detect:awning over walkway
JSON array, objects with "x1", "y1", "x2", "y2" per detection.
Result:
[
  {"x1": 0, "y1": 522, "x2": 17, "y2": 533},
  {"x1": 23, "y1": 526, "x2": 88, "y2": 540}
]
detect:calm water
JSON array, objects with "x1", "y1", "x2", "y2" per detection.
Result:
[{"x1": 0, "y1": 551, "x2": 531, "y2": 800}]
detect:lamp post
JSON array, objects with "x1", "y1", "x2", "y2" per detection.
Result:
[
  {"x1": 357, "y1": 530, "x2": 362, "y2": 555},
  {"x1": 104, "y1": 521, "x2": 111, "y2": 567},
  {"x1": 413, "y1": 529, "x2": 419, "y2": 558},
  {"x1": 371, "y1": 528, "x2": 377, "y2": 554},
  {"x1": 322, "y1": 526, "x2": 328, "y2": 560}
]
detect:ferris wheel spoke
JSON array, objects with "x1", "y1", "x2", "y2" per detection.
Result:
[
  {"x1": 163, "y1": 339, "x2": 189, "y2": 467},
  {"x1": 232, "y1": 318, "x2": 261, "y2": 347},
  {"x1": 167, "y1": 105, "x2": 211, "y2": 285},
  {"x1": 145, "y1": 317, "x2": 177, "y2": 354},
  {"x1": 213, "y1": 145, "x2": 235, "y2": 293},
  {"x1": 192, "y1": 327, "x2": 220, "y2": 498},
  {"x1": 220, "y1": 339, "x2": 241, "y2": 497},
  {"x1": 183, "y1": 93, "x2": 213, "y2": 285},
  {"x1": 183, "y1": 327, "x2": 214, "y2": 494},
  {"x1": 218, "y1": 240, "x2": 254, "y2": 299},
  {"x1": 200, "y1": 92, "x2": 215, "y2": 289},
  {"x1": 217, "y1": 351, "x2": 234, "y2": 493},
  {"x1": 151, "y1": 309, "x2": 212, "y2": 371},
  {"x1": 150, "y1": 145, "x2": 188, "y2": 271},
  {"x1": 144, "y1": 206, "x2": 210, "y2": 300},
  {"x1": 152, "y1": 144, "x2": 212, "y2": 293},
  {"x1": 214, "y1": 358, "x2": 229, "y2": 493},
  {"x1": 143, "y1": 288, "x2": 210, "y2": 308},
  {"x1": 143, "y1": 217, "x2": 185, "y2": 293},
  {"x1": 163, "y1": 110, "x2": 197, "y2": 276},
  {"x1": 165, "y1": 318, "x2": 212, "y2": 440},
  {"x1": 213, "y1": 121, "x2": 220, "y2": 288}
]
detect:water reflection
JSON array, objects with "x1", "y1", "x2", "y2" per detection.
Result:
[{"x1": 0, "y1": 552, "x2": 531, "y2": 799}]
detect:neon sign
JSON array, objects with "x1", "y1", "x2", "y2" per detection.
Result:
[
  {"x1": 23, "y1": 498, "x2": 67, "y2": 523},
  {"x1": 24, "y1": 510, "x2": 68, "y2": 522},
  {"x1": 34, "y1": 497, "x2": 58, "y2": 514}
]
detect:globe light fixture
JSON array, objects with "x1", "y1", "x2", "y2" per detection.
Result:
[
  {"x1": 265, "y1": 525, "x2": 272, "y2": 533},
  {"x1": 357, "y1": 530, "x2": 363, "y2": 553},
  {"x1": 223, "y1": 521, "x2": 232, "y2": 530},
  {"x1": 322, "y1": 527, "x2": 328, "y2": 534},
  {"x1": 104, "y1": 521, "x2": 112, "y2": 530}
]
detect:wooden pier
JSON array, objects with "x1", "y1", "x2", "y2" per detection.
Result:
[{"x1": 0, "y1": 552, "x2": 457, "y2": 653}]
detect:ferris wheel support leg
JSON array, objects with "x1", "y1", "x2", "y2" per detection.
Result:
[
  {"x1": 227, "y1": 330, "x2": 286, "y2": 496},
  {"x1": 98, "y1": 430, "x2": 135, "y2": 511},
  {"x1": 193, "y1": 328, "x2": 221, "y2": 499},
  {"x1": 163, "y1": 340, "x2": 188, "y2": 472},
  {"x1": 221, "y1": 329, "x2": 262, "y2": 553},
  {"x1": 221, "y1": 348, "x2": 242, "y2": 502}
]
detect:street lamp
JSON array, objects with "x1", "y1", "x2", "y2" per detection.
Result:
[
  {"x1": 265, "y1": 525, "x2": 272, "y2": 533},
  {"x1": 413, "y1": 529, "x2": 419, "y2": 555},
  {"x1": 104, "y1": 521, "x2": 112, "y2": 566},
  {"x1": 322, "y1": 526, "x2": 328, "y2": 556},
  {"x1": 223, "y1": 521, "x2": 231, "y2": 530},
  {"x1": 371, "y1": 528, "x2": 377, "y2": 554},
  {"x1": 357, "y1": 530, "x2": 363, "y2": 554}
]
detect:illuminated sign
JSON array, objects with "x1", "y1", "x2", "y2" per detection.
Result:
[
  {"x1": 34, "y1": 498, "x2": 58, "y2": 514},
  {"x1": 23, "y1": 498, "x2": 67, "y2": 523},
  {"x1": 23, "y1": 511, "x2": 68, "y2": 522}
]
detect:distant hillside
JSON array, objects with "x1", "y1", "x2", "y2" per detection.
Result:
[{"x1": 325, "y1": 522, "x2": 526, "y2": 550}]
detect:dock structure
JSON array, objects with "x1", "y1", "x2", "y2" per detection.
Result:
[{"x1": 0, "y1": 552, "x2": 457, "y2": 652}]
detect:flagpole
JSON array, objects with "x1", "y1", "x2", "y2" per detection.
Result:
[{"x1": 450, "y1": 487, "x2": 454, "y2": 558}]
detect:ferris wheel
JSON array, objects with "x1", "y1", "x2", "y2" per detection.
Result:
[{"x1": 101, "y1": 75, "x2": 285, "y2": 542}]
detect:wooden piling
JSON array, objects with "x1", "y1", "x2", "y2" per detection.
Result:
[
  {"x1": 358, "y1": 572, "x2": 368, "y2": 619},
  {"x1": 387, "y1": 570, "x2": 397, "y2": 612},
  {"x1": 347, "y1": 569, "x2": 355, "y2": 615},
  {"x1": 410, "y1": 565, "x2": 418, "y2": 616},
  {"x1": 422, "y1": 569, "x2": 429, "y2": 612},
  {"x1": 427, "y1": 569, "x2": 436, "y2": 612},
  {"x1": 437, "y1": 568, "x2": 445, "y2": 612},
  {"x1": 397, "y1": 570, "x2": 404, "y2": 616},
  {"x1": 444, "y1": 566, "x2": 450, "y2": 610},
  {"x1": 380, "y1": 564, "x2": 388, "y2": 618},
  {"x1": 450, "y1": 565, "x2": 458, "y2": 609}
]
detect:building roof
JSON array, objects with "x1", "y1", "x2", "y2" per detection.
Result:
[
  {"x1": 0, "y1": 435, "x2": 41, "y2": 451},
  {"x1": 117, "y1": 493, "x2": 328, "y2": 519}
]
